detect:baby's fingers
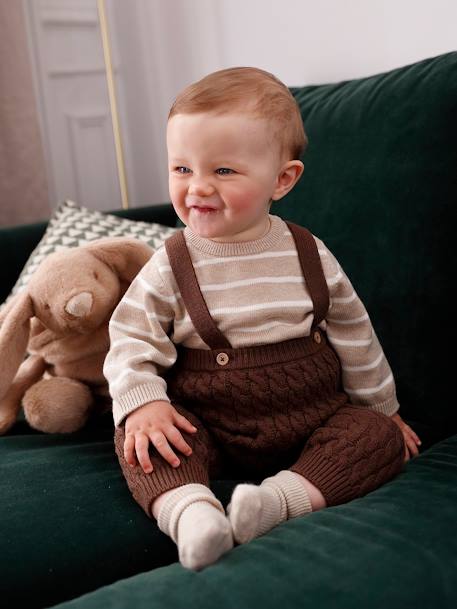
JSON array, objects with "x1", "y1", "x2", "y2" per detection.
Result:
[
  {"x1": 403, "y1": 421, "x2": 421, "y2": 445},
  {"x1": 411, "y1": 429, "x2": 422, "y2": 446},
  {"x1": 165, "y1": 425, "x2": 193, "y2": 458},
  {"x1": 405, "y1": 434, "x2": 420, "y2": 458},
  {"x1": 124, "y1": 433, "x2": 137, "y2": 467},
  {"x1": 173, "y1": 411, "x2": 198, "y2": 434},
  {"x1": 150, "y1": 431, "x2": 181, "y2": 468},
  {"x1": 135, "y1": 433, "x2": 154, "y2": 473}
]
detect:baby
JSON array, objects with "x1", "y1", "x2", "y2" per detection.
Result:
[{"x1": 104, "y1": 67, "x2": 421, "y2": 571}]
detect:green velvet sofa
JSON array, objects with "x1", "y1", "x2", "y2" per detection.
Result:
[{"x1": 1, "y1": 52, "x2": 456, "y2": 609}]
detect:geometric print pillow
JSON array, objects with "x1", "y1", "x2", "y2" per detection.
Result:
[{"x1": 7, "y1": 199, "x2": 178, "y2": 300}]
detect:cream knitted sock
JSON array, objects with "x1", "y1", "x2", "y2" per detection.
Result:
[
  {"x1": 227, "y1": 470, "x2": 313, "y2": 544},
  {"x1": 157, "y1": 484, "x2": 233, "y2": 571}
]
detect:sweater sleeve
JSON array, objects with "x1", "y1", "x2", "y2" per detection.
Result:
[
  {"x1": 316, "y1": 238, "x2": 400, "y2": 417},
  {"x1": 103, "y1": 250, "x2": 178, "y2": 427}
]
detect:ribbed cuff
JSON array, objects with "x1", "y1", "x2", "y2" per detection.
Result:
[
  {"x1": 292, "y1": 453, "x2": 352, "y2": 507},
  {"x1": 132, "y1": 459, "x2": 209, "y2": 517},
  {"x1": 158, "y1": 484, "x2": 223, "y2": 543},
  {"x1": 255, "y1": 485, "x2": 287, "y2": 536},
  {"x1": 265, "y1": 470, "x2": 312, "y2": 519},
  {"x1": 365, "y1": 397, "x2": 400, "y2": 417},
  {"x1": 113, "y1": 383, "x2": 170, "y2": 426}
]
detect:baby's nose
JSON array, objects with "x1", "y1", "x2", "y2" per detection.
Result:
[{"x1": 188, "y1": 178, "x2": 215, "y2": 197}]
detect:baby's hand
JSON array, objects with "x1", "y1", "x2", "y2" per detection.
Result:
[
  {"x1": 390, "y1": 412, "x2": 421, "y2": 462},
  {"x1": 124, "y1": 401, "x2": 197, "y2": 474}
]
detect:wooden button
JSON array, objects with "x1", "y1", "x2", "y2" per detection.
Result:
[
  {"x1": 313, "y1": 330, "x2": 322, "y2": 344},
  {"x1": 216, "y1": 352, "x2": 229, "y2": 366}
]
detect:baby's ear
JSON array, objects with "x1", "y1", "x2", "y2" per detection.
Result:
[
  {"x1": 271, "y1": 160, "x2": 304, "y2": 201},
  {"x1": 84, "y1": 238, "x2": 153, "y2": 283}
]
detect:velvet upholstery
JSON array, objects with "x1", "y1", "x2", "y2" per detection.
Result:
[
  {"x1": 2, "y1": 417, "x2": 456, "y2": 609},
  {"x1": 50, "y1": 436, "x2": 457, "y2": 609},
  {"x1": 280, "y1": 53, "x2": 457, "y2": 437}
]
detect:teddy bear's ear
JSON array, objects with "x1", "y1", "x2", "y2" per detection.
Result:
[
  {"x1": 83, "y1": 238, "x2": 153, "y2": 284},
  {"x1": 0, "y1": 291, "x2": 34, "y2": 401}
]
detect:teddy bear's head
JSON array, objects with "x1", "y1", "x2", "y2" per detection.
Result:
[
  {"x1": 27, "y1": 247, "x2": 125, "y2": 335},
  {"x1": 0, "y1": 237, "x2": 153, "y2": 403}
]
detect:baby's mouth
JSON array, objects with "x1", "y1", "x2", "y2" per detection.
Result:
[{"x1": 191, "y1": 206, "x2": 219, "y2": 213}]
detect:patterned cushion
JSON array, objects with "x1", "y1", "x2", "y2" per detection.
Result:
[{"x1": 7, "y1": 200, "x2": 177, "y2": 299}]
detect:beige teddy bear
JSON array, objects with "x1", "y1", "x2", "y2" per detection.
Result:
[{"x1": 0, "y1": 237, "x2": 153, "y2": 434}]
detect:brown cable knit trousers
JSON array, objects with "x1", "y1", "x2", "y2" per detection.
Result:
[{"x1": 114, "y1": 223, "x2": 405, "y2": 518}]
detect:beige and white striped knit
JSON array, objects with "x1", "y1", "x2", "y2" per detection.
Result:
[{"x1": 104, "y1": 215, "x2": 399, "y2": 427}]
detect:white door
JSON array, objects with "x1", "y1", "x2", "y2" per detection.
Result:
[{"x1": 23, "y1": 0, "x2": 122, "y2": 212}]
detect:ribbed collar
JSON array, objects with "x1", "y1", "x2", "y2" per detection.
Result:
[{"x1": 183, "y1": 215, "x2": 287, "y2": 257}]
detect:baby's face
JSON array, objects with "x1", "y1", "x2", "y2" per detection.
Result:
[{"x1": 167, "y1": 112, "x2": 284, "y2": 242}]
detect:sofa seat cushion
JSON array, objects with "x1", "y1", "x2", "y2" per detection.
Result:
[
  {"x1": 2, "y1": 426, "x2": 457, "y2": 609},
  {"x1": 1, "y1": 416, "x2": 175, "y2": 609}
]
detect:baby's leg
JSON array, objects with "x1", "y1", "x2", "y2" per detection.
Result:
[
  {"x1": 114, "y1": 404, "x2": 233, "y2": 570},
  {"x1": 229, "y1": 406, "x2": 404, "y2": 544},
  {"x1": 291, "y1": 405, "x2": 404, "y2": 507}
]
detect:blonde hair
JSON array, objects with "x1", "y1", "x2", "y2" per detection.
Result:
[{"x1": 168, "y1": 67, "x2": 307, "y2": 161}]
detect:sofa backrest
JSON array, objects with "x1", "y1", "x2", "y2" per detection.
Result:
[{"x1": 274, "y1": 52, "x2": 457, "y2": 433}]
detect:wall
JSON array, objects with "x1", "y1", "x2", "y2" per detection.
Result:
[
  {"x1": 0, "y1": 0, "x2": 49, "y2": 226},
  {"x1": 108, "y1": 0, "x2": 225, "y2": 205},
  {"x1": 109, "y1": 0, "x2": 457, "y2": 207},
  {"x1": 18, "y1": 0, "x2": 457, "y2": 214},
  {"x1": 215, "y1": 0, "x2": 457, "y2": 85}
]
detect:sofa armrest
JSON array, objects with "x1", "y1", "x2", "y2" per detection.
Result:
[
  {"x1": 0, "y1": 221, "x2": 47, "y2": 304},
  {"x1": 0, "y1": 203, "x2": 177, "y2": 304}
]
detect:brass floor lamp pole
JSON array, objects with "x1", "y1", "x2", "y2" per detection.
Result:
[{"x1": 97, "y1": 0, "x2": 130, "y2": 209}]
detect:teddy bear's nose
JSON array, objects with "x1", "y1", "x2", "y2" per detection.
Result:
[{"x1": 65, "y1": 292, "x2": 93, "y2": 318}]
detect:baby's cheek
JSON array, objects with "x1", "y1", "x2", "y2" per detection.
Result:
[
  {"x1": 168, "y1": 184, "x2": 187, "y2": 213},
  {"x1": 168, "y1": 182, "x2": 183, "y2": 203},
  {"x1": 228, "y1": 188, "x2": 263, "y2": 210}
]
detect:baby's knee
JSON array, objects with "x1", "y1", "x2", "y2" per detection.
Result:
[
  {"x1": 364, "y1": 410, "x2": 405, "y2": 471},
  {"x1": 374, "y1": 410, "x2": 403, "y2": 448},
  {"x1": 337, "y1": 406, "x2": 404, "y2": 465}
]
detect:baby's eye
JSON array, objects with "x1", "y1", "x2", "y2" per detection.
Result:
[
  {"x1": 175, "y1": 166, "x2": 191, "y2": 174},
  {"x1": 216, "y1": 168, "x2": 235, "y2": 175}
]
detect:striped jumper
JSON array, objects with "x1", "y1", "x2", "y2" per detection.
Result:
[{"x1": 104, "y1": 214, "x2": 399, "y2": 428}]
